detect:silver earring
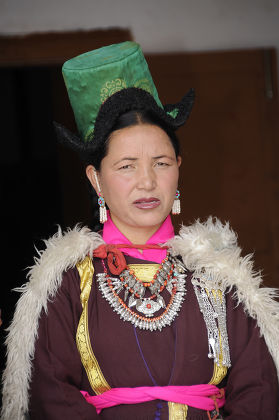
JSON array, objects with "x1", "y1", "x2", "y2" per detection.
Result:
[
  {"x1": 94, "y1": 170, "x2": 107, "y2": 224},
  {"x1": 172, "y1": 190, "x2": 181, "y2": 215},
  {"x1": 98, "y1": 196, "x2": 107, "y2": 224}
]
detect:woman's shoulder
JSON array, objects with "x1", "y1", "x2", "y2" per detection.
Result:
[
  {"x1": 170, "y1": 217, "x2": 279, "y2": 374},
  {"x1": 27, "y1": 225, "x2": 103, "y2": 283},
  {"x1": 169, "y1": 217, "x2": 238, "y2": 266},
  {"x1": 169, "y1": 217, "x2": 253, "y2": 289},
  {"x1": 169, "y1": 217, "x2": 278, "y2": 316},
  {"x1": 13, "y1": 225, "x2": 103, "y2": 312}
]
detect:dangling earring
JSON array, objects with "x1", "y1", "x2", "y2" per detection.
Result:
[
  {"x1": 94, "y1": 170, "x2": 107, "y2": 224},
  {"x1": 98, "y1": 196, "x2": 107, "y2": 224},
  {"x1": 172, "y1": 190, "x2": 181, "y2": 215}
]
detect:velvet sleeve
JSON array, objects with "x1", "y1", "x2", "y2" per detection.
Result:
[
  {"x1": 223, "y1": 292, "x2": 278, "y2": 419},
  {"x1": 29, "y1": 267, "x2": 99, "y2": 420}
]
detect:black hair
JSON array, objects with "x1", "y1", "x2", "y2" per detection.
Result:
[
  {"x1": 81, "y1": 109, "x2": 180, "y2": 170},
  {"x1": 82, "y1": 109, "x2": 180, "y2": 231},
  {"x1": 54, "y1": 87, "x2": 194, "y2": 160}
]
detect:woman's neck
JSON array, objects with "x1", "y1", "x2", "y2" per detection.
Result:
[{"x1": 110, "y1": 214, "x2": 162, "y2": 244}]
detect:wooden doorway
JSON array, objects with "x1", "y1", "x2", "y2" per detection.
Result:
[{"x1": 147, "y1": 49, "x2": 279, "y2": 288}]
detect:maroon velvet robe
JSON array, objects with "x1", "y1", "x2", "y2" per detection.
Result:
[{"x1": 29, "y1": 256, "x2": 278, "y2": 419}]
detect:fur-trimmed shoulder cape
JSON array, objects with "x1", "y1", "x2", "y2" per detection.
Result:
[{"x1": 1, "y1": 218, "x2": 279, "y2": 420}]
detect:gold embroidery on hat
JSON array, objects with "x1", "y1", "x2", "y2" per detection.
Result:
[
  {"x1": 100, "y1": 78, "x2": 127, "y2": 103},
  {"x1": 134, "y1": 78, "x2": 152, "y2": 94},
  {"x1": 84, "y1": 126, "x2": 94, "y2": 143}
]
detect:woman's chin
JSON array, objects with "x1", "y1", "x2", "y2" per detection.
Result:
[
  {"x1": 110, "y1": 206, "x2": 170, "y2": 232},
  {"x1": 130, "y1": 208, "x2": 168, "y2": 228}
]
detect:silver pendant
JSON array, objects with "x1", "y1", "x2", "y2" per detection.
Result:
[
  {"x1": 111, "y1": 277, "x2": 123, "y2": 294},
  {"x1": 124, "y1": 289, "x2": 129, "y2": 302},
  {"x1": 156, "y1": 294, "x2": 166, "y2": 308},
  {"x1": 128, "y1": 295, "x2": 137, "y2": 308},
  {"x1": 148, "y1": 280, "x2": 161, "y2": 295},
  {"x1": 166, "y1": 283, "x2": 173, "y2": 295},
  {"x1": 136, "y1": 299, "x2": 161, "y2": 317},
  {"x1": 133, "y1": 282, "x2": 145, "y2": 298},
  {"x1": 97, "y1": 256, "x2": 187, "y2": 331}
]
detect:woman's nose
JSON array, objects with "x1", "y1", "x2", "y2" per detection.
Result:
[{"x1": 137, "y1": 167, "x2": 156, "y2": 190}]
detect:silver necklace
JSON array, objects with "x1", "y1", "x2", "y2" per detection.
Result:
[
  {"x1": 97, "y1": 254, "x2": 187, "y2": 331},
  {"x1": 192, "y1": 275, "x2": 231, "y2": 368}
]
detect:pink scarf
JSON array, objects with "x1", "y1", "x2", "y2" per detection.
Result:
[
  {"x1": 81, "y1": 385, "x2": 225, "y2": 414},
  {"x1": 102, "y1": 211, "x2": 174, "y2": 263}
]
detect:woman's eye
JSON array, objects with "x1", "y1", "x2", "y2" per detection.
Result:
[
  {"x1": 156, "y1": 161, "x2": 169, "y2": 167},
  {"x1": 119, "y1": 164, "x2": 132, "y2": 170}
]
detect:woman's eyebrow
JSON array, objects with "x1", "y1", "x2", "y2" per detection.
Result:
[
  {"x1": 113, "y1": 155, "x2": 175, "y2": 166},
  {"x1": 113, "y1": 157, "x2": 137, "y2": 166},
  {"x1": 153, "y1": 155, "x2": 175, "y2": 160}
]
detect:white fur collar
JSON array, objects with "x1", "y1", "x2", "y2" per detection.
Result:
[
  {"x1": 168, "y1": 219, "x2": 279, "y2": 375},
  {"x1": 1, "y1": 219, "x2": 279, "y2": 420}
]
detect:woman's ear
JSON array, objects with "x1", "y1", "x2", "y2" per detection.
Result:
[
  {"x1": 86, "y1": 165, "x2": 99, "y2": 194},
  {"x1": 177, "y1": 155, "x2": 182, "y2": 168}
]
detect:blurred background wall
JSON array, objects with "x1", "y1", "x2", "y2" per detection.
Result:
[
  {"x1": 1, "y1": 0, "x2": 279, "y2": 58},
  {"x1": 1, "y1": 0, "x2": 279, "y2": 372}
]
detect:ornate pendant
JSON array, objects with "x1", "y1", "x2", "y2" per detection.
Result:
[
  {"x1": 136, "y1": 299, "x2": 161, "y2": 317},
  {"x1": 97, "y1": 255, "x2": 187, "y2": 331}
]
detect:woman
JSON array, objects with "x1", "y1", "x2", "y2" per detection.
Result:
[{"x1": 1, "y1": 41, "x2": 278, "y2": 420}]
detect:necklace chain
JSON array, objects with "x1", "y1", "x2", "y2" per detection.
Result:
[
  {"x1": 119, "y1": 254, "x2": 173, "y2": 305},
  {"x1": 97, "y1": 253, "x2": 187, "y2": 331}
]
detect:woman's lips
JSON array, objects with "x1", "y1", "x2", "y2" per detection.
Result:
[{"x1": 133, "y1": 197, "x2": 160, "y2": 209}]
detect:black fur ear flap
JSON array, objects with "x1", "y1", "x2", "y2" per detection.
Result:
[
  {"x1": 53, "y1": 88, "x2": 195, "y2": 153},
  {"x1": 180, "y1": 87, "x2": 195, "y2": 113},
  {"x1": 53, "y1": 122, "x2": 87, "y2": 152},
  {"x1": 164, "y1": 88, "x2": 195, "y2": 129}
]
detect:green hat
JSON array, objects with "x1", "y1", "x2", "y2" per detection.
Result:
[{"x1": 57, "y1": 41, "x2": 194, "y2": 150}]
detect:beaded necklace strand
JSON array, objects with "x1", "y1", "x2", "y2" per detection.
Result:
[
  {"x1": 97, "y1": 254, "x2": 187, "y2": 331},
  {"x1": 133, "y1": 321, "x2": 178, "y2": 420}
]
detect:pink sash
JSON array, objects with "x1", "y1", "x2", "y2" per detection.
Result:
[{"x1": 81, "y1": 384, "x2": 225, "y2": 414}]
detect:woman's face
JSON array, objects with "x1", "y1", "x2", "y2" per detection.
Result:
[{"x1": 87, "y1": 124, "x2": 181, "y2": 239}]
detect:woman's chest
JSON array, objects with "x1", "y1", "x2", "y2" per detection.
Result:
[{"x1": 86, "y1": 258, "x2": 216, "y2": 389}]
